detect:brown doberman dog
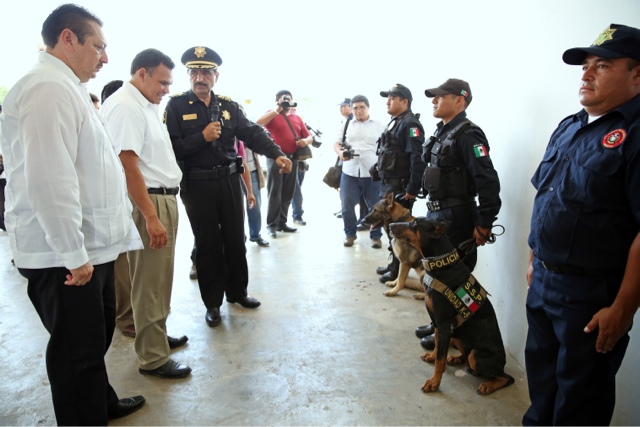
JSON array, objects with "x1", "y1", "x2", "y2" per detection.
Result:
[
  {"x1": 363, "y1": 192, "x2": 425, "y2": 299},
  {"x1": 389, "y1": 217, "x2": 514, "y2": 395}
]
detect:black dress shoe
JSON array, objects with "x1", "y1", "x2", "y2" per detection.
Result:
[
  {"x1": 205, "y1": 307, "x2": 221, "y2": 327},
  {"x1": 167, "y1": 335, "x2": 188, "y2": 349},
  {"x1": 276, "y1": 224, "x2": 297, "y2": 233},
  {"x1": 227, "y1": 295, "x2": 261, "y2": 309},
  {"x1": 267, "y1": 226, "x2": 277, "y2": 238},
  {"x1": 108, "y1": 395, "x2": 146, "y2": 420},
  {"x1": 376, "y1": 265, "x2": 390, "y2": 275},
  {"x1": 420, "y1": 335, "x2": 436, "y2": 351},
  {"x1": 139, "y1": 359, "x2": 191, "y2": 379},
  {"x1": 415, "y1": 324, "x2": 435, "y2": 339},
  {"x1": 251, "y1": 237, "x2": 270, "y2": 247}
]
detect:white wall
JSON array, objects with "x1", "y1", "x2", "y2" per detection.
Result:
[{"x1": 1, "y1": 0, "x2": 639, "y2": 423}]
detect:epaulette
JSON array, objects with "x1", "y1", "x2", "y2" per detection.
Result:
[
  {"x1": 217, "y1": 94, "x2": 232, "y2": 102},
  {"x1": 170, "y1": 92, "x2": 187, "y2": 98}
]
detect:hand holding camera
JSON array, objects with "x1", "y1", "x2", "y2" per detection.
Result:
[
  {"x1": 278, "y1": 95, "x2": 298, "y2": 110},
  {"x1": 339, "y1": 143, "x2": 358, "y2": 161}
]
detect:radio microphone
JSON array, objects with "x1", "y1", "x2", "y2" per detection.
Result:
[{"x1": 211, "y1": 104, "x2": 220, "y2": 122}]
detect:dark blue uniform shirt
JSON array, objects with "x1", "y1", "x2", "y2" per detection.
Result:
[{"x1": 529, "y1": 94, "x2": 640, "y2": 270}]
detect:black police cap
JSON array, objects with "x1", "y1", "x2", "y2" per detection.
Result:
[
  {"x1": 380, "y1": 84, "x2": 413, "y2": 102},
  {"x1": 181, "y1": 46, "x2": 222, "y2": 69},
  {"x1": 424, "y1": 79, "x2": 472, "y2": 104},
  {"x1": 563, "y1": 24, "x2": 640, "y2": 65}
]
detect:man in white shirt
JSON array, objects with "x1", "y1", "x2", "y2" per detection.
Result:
[
  {"x1": 333, "y1": 95, "x2": 385, "y2": 248},
  {"x1": 102, "y1": 49, "x2": 191, "y2": 379},
  {"x1": 0, "y1": 4, "x2": 144, "y2": 424}
]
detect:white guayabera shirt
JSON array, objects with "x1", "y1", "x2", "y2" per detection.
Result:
[{"x1": 0, "y1": 52, "x2": 141, "y2": 270}]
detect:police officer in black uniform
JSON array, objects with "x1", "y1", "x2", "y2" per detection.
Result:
[
  {"x1": 374, "y1": 84, "x2": 427, "y2": 283},
  {"x1": 164, "y1": 46, "x2": 292, "y2": 327},
  {"x1": 416, "y1": 78, "x2": 501, "y2": 349}
]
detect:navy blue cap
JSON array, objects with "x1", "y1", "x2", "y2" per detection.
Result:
[{"x1": 563, "y1": 24, "x2": 640, "y2": 65}]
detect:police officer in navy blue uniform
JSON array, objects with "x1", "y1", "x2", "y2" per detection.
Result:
[
  {"x1": 164, "y1": 46, "x2": 292, "y2": 327},
  {"x1": 374, "y1": 84, "x2": 427, "y2": 283},
  {"x1": 415, "y1": 79, "x2": 502, "y2": 349},
  {"x1": 525, "y1": 24, "x2": 640, "y2": 426}
]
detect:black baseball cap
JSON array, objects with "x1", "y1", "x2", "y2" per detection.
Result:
[
  {"x1": 338, "y1": 98, "x2": 351, "y2": 106},
  {"x1": 380, "y1": 84, "x2": 412, "y2": 102},
  {"x1": 424, "y1": 79, "x2": 472, "y2": 104},
  {"x1": 563, "y1": 24, "x2": 640, "y2": 65},
  {"x1": 181, "y1": 46, "x2": 222, "y2": 69}
]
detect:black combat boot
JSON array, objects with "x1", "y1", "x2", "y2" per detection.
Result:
[{"x1": 379, "y1": 256, "x2": 399, "y2": 283}]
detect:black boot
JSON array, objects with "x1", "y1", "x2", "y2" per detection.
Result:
[{"x1": 379, "y1": 256, "x2": 399, "y2": 283}]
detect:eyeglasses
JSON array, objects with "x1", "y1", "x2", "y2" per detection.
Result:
[
  {"x1": 93, "y1": 43, "x2": 106, "y2": 56},
  {"x1": 189, "y1": 69, "x2": 214, "y2": 78}
]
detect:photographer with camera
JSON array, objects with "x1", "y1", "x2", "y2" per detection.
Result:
[
  {"x1": 333, "y1": 95, "x2": 386, "y2": 248},
  {"x1": 257, "y1": 90, "x2": 313, "y2": 238}
]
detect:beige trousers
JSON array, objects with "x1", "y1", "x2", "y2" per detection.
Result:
[
  {"x1": 128, "y1": 194, "x2": 178, "y2": 370},
  {"x1": 114, "y1": 252, "x2": 133, "y2": 330}
]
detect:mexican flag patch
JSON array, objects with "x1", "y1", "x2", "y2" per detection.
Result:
[
  {"x1": 409, "y1": 127, "x2": 421, "y2": 137},
  {"x1": 473, "y1": 144, "x2": 488, "y2": 158},
  {"x1": 456, "y1": 288, "x2": 480, "y2": 312}
]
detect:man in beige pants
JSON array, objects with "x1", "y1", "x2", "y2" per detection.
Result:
[{"x1": 103, "y1": 48, "x2": 191, "y2": 378}]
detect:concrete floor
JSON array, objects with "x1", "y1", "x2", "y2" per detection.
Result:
[{"x1": 0, "y1": 174, "x2": 531, "y2": 426}]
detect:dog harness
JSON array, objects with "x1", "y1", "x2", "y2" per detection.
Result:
[{"x1": 425, "y1": 274, "x2": 489, "y2": 327}]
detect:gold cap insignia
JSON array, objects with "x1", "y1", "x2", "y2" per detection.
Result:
[
  {"x1": 593, "y1": 27, "x2": 616, "y2": 46},
  {"x1": 195, "y1": 46, "x2": 206, "y2": 58},
  {"x1": 222, "y1": 110, "x2": 231, "y2": 121}
]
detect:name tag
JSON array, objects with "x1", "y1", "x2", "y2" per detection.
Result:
[{"x1": 182, "y1": 113, "x2": 197, "y2": 121}]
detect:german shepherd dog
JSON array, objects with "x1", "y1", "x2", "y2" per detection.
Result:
[
  {"x1": 389, "y1": 217, "x2": 514, "y2": 395},
  {"x1": 363, "y1": 192, "x2": 425, "y2": 299}
]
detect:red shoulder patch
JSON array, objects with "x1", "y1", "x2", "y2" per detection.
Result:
[{"x1": 601, "y1": 129, "x2": 626, "y2": 149}]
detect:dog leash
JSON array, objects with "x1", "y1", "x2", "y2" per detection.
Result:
[{"x1": 456, "y1": 224, "x2": 505, "y2": 259}]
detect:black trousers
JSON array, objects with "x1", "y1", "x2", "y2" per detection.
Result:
[
  {"x1": 181, "y1": 173, "x2": 248, "y2": 308},
  {"x1": 19, "y1": 262, "x2": 119, "y2": 426}
]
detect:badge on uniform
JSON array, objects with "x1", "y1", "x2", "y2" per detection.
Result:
[
  {"x1": 222, "y1": 110, "x2": 231, "y2": 121},
  {"x1": 602, "y1": 129, "x2": 626, "y2": 149},
  {"x1": 183, "y1": 113, "x2": 197, "y2": 121},
  {"x1": 409, "y1": 127, "x2": 421, "y2": 137},
  {"x1": 473, "y1": 144, "x2": 488, "y2": 158}
]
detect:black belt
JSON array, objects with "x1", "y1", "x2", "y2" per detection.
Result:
[
  {"x1": 427, "y1": 197, "x2": 475, "y2": 211},
  {"x1": 147, "y1": 187, "x2": 179, "y2": 195},
  {"x1": 187, "y1": 162, "x2": 237, "y2": 180},
  {"x1": 541, "y1": 261, "x2": 611, "y2": 276}
]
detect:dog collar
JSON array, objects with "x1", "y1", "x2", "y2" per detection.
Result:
[{"x1": 421, "y1": 249, "x2": 461, "y2": 272}]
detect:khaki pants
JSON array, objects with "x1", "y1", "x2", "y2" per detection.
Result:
[
  {"x1": 114, "y1": 252, "x2": 133, "y2": 330},
  {"x1": 128, "y1": 194, "x2": 178, "y2": 370}
]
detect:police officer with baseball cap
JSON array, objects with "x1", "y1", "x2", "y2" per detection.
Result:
[
  {"x1": 525, "y1": 24, "x2": 640, "y2": 425},
  {"x1": 373, "y1": 83, "x2": 427, "y2": 283},
  {"x1": 164, "y1": 46, "x2": 292, "y2": 328},
  {"x1": 414, "y1": 78, "x2": 502, "y2": 350}
]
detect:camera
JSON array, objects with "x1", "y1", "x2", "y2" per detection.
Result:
[
  {"x1": 342, "y1": 147, "x2": 356, "y2": 160},
  {"x1": 280, "y1": 95, "x2": 297, "y2": 109},
  {"x1": 340, "y1": 141, "x2": 358, "y2": 160},
  {"x1": 305, "y1": 123, "x2": 323, "y2": 148}
]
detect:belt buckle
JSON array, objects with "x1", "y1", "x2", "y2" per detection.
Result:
[
  {"x1": 429, "y1": 200, "x2": 441, "y2": 211},
  {"x1": 162, "y1": 187, "x2": 168, "y2": 195}
]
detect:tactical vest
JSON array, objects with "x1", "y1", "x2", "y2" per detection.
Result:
[
  {"x1": 423, "y1": 119, "x2": 477, "y2": 201},
  {"x1": 376, "y1": 115, "x2": 414, "y2": 178}
]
